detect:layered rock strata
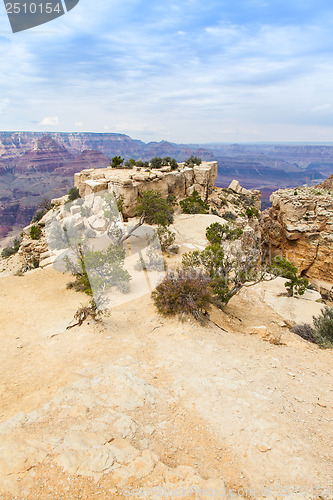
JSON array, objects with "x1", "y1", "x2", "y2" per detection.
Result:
[{"x1": 261, "y1": 187, "x2": 333, "y2": 287}]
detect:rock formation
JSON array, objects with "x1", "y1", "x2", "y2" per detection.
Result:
[
  {"x1": 74, "y1": 162, "x2": 218, "y2": 218},
  {"x1": 261, "y1": 186, "x2": 333, "y2": 290}
]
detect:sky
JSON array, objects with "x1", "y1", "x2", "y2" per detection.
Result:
[{"x1": 1, "y1": 0, "x2": 333, "y2": 143}]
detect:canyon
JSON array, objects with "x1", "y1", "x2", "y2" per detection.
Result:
[{"x1": 1, "y1": 131, "x2": 332, "y2": 240}]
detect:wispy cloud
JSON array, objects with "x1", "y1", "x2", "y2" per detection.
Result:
[{"x1": 41, "y1": 116, "x2": 59, "y2": 125}]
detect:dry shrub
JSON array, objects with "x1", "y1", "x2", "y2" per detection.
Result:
[{"x1": 152, "y1": 269, "x2": 213, "y2": 323}]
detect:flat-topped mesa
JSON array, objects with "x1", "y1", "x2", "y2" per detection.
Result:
[
  {"x1": 261, "y1": 186, "x2": 333, "y2": 288},
  {"x1": 74, "y1": 161, "x2": 218, "y2": 218}
]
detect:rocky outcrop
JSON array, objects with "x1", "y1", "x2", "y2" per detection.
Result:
[
  {"x1": 317, "y1": 174, "x2": 333, "y2": 190},
  {"x1": 261, "y1": 186, "x2": 333, "y2": 286},
  {"x1": 74, "y1": 162, "x2": 218, "y2": 218}
]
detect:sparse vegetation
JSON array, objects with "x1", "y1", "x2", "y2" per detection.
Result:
[
  {"x1": 292, "y1": 308, "x2": 333, "y2": 348},
  {"x1": 1, "y1": 237, "x2": 21, "y2": 258},
  {"x1": 205, "y1": 222, "x2": 243, "y2": 244},
  {"x1": 135, "y1": 160, "x2": 150, "y2": 169},
  {"x1": 30, "y1": 225, "x2": 42, "y2": 240},
  {"x1": 149, "y1": 156, "x2": 178, "y2": 170},
  {"x1": 313, "y1": 306, "x2": 333, "y2": 348},
  {"x1": 124, "y1": 158, "x2": 137, "y2": 168},
  {"x1": 152, "y1": 269, "x2": 213, "y2": 323},
  {"x1": 179, "y1": 190, "x2": 209, "y2": 214},
  {"x1": 245, "y1": 206, "x2": 259, "y2": 218},
  {"x1": 31, "y1": 198, "x2": 52, "y2": 223},
  {"x1": 223, "y1": 211, "x2": 237, "y2": 221},
  {"x1": 270, "y1": 256, "x2": 309, "y2": 296},
  {"x1": 184, "y1": 155, "x2": 202, "y2": 167},
  {"x1": 157, "y1": 225, "x2": 176, "y2": 252},
  {"x1": 110, "y1": 156, "x2": 124, "y2": 168},
  {"x1": 136, "y1": 190, "x2": 174, "y2": 226},
  {"x1": 67, "y1": 187, "x2": 81, "y2": 202},
  {"x1": 292, "y1": 323, "x2": 317, "y2": 344}
]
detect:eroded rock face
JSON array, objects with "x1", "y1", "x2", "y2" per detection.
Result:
[
  {"x1": 261, "y1": 187, "x2": 333, "y2": 284},
  {"x1": 74, "y1": 162, "x2": 218, "y2": 218}
]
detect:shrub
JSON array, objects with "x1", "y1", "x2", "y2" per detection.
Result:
[
  {"x1": 223, "y1": 211, "x2": 237, "y2": 221},
  {"x1": 313, "y1": 306, "x2": 333, "y2": 348},
  {"x1": 179, "y1": 190, "x2": 209, "y2": 214},
  {"x1": 152, "y1": 269, "x2": 213, "y2": 322},
  {"x1": 205, "y1": 222, "x2": 243, "y2": 244},
  {"x1": 1, "y1": 237, "x2": 21, "y2": 258},
  {"x1": 66, "y1": 242, "x2": 131, "y2": 299},
  {"x1": 31, "y1": 209, "x2": 46, "y2": 223},
  {"x1": 184, "y1": 155, "x2": 202, "y2": 166},
  {"x1": 245, "y1": 207, "x2": 259, "y2": 218},
  {"x1": 116, "y1": 194, "x2": 124, "y2": 214},
  {"x1": 218, "y1": 196, "x2": 228, "y2": 207},
  {"x1": 68, "y1": 187, "x2": 81, "y2": 201},
  {"x1": 136, "y1": 160, "x2": 150, "y2": 168},
  {"x1": 292, "y1": 323, "x2": 317, "y2": 343},
  {"x1": 169, "y1": 158, "x2": 178, "y2": 170},
  {"x1": 39, "y1": 198, "x2": 52, "y2": 211},
  {"x1": 157, "y1": 225, "x2": 176, "y2": 252},
  {"x1": 150, "y1": 157, "x2": 164, "y2": 169},
  {"x1": 270, "y1": 256, "x2": 309, "y2": 296},
  {"x1": 30, "y1": 225, "x2": 42, "y2": 240},
  {"x1": 110, "y1": 156, "x2": 124, "y2": 168},
  {"x1": 136, "y1": 190, "x2": 174, "y2": 226},
  {"x1": 182, "y1": 244, "x2": 233, "y2": 305}
]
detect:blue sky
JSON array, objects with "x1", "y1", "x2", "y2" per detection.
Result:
[{"x1": 0, "y1": 0, "x2": 333, "y2": 143}]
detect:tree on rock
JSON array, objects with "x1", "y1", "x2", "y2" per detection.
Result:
[{"x1": 110, "y1": 156, "x2": 124, "y2": 168}]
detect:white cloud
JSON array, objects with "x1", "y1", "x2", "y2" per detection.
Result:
[
  {"x1": 75, "y1": 121, "x2": 84, "y2": 127},
  {"x1": 41, "y1": 116, "x2": 59, "y2": 125}
]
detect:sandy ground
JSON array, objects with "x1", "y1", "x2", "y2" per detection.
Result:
[
  {"x1": 0, "y1": 213, "x2": 332, "y2": 499},
  {"x1": 0, "y1": 264, "x2": 332, "y2": 499}
]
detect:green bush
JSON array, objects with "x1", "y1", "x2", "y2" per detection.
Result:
[
  {"x1": 136, "y1": 190, "x2": 174, "y2": 226},
  {"x1": 110, "y1": 156, "x2": 124, "y2": 168},
  {"x1": 270, "y1": 256, "x2": 309, "y2": 296},
  {"x1": 30, "y1": 225, "x2": 42, "y2": 240},
  {"x1": 245, "y1": 207, "x2": 259, "y2": 218},
  {"x1": 157, "y1": 225, "x2": 176, "y2": 252},
  {"x1": 66, "y1": 242, "x2": 131, "y2": 297},
  {"x1": 136, "y1": 160, "x2": 150, "y2": 168},
  {"x1": 179, "y1": 190, "x2": 209, "y2": 214},
  {"x1": 68, "y1": 187, "x2": 81, "y2": 201},
  {"x1": 205, "y1": 222, "x2": 243, "y2": 244},
  {"x1": 1, "y1": 237, "x2": 21, "y2": 258},
  {"x1": 152, "y1": 269, "x2": 213, "y2": 323},
  {"x1": 150, "y1": 157, "x2": 164, "y2": 169},
  {"x1": 313, "y1": 306, "x2": 333, "y2": 348},
  {"x1": 182, "y1": 244, "x2": 232, "y2": 305},
  {"x1": 184, "y1": 155, "x2": 202, "y2": 166}
]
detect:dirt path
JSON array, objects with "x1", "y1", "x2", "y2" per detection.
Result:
[{"x1": 0, "y1": 268, "x2": 332, "y2": 499}]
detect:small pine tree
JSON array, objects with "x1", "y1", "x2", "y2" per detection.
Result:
[
  {"x1": 179, "y1": 190, "x2": 209, "y2": 214},
  {"x1": 136, "y1": 190, "x2": 174, "y2": 226}
]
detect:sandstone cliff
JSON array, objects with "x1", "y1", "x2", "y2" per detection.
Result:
[
  {"x1": 261, "y1": 186, "x2": 333, "y2": 288},
  {"x1": 74, "y1": 162, "x2": 218, "y2": 218}
]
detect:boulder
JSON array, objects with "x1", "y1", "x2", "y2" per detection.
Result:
[{"x1": 228, "y1": 179, "x2": 242, "y2": 194}]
